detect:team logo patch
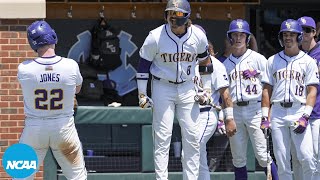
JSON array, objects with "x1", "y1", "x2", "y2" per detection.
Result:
[
  {"x1": 236, "y1": 21, "x2": 243, "y2": 29},
  {"x1": 300, "y1": 18, "x2": 306, "y2": 24},
  {"x1": 285, "y1": 22, "x2": 292, "y2": 29},
  {"x1": 173, "y1": 0, "x2": 179, "y2": 8},
  {"x1": 2, "y1": 143, "x2": 38, "y2": 178}
]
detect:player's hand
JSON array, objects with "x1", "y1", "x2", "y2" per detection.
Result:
[
  {"x1": 194, "y1": 91, "x2": 212, "y2": 105},
  {"x1": 225, "y1": 118, "x2": 237, "y2": 137},
  {"x1": 243, "y1": 69, "x2": 259, "y2": 79},
  {"x1": 293, "y1": 114, "x2": 309, "y2": 134},
  {"x1": 217, "y1": 119, "x2": 226, "y2": 135},
  {"x1": 73, "y1": 96, "x2": 78, "y2": 117},
  {"x1": 260, "y1": 116, "x2": 271, "y2": 136},
  {"x1": 138, "y1": 93, "x2": 153, "y2": 108}
]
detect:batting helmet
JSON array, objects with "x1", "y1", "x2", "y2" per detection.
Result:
[
  {"x1": 278, "y1": 19, "x2": 303, "y2": 47},
  {"x1": 227, "y1": 19, "x2": 251, "y2": 44},
  {"x1": 27, "y1": 20, "x2": 58, "y2": 51},
  {"x1": 165, "y1": 0, "x2": 191, "y2": 27}
]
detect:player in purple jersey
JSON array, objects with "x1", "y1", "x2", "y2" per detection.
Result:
[{"x1": 297, "y1": 16, "x2": 320, "y2": 178}]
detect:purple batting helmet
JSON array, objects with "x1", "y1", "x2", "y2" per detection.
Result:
[
  {"x1": 278, "y1": 19, "x2": 303, "y2": 47},
  {"x1": 27, "y1": 20, "x2": 58, "y2": 51},
  {"x1": 165, "y1": 0, "x2": 191, "y2": 26},
  {"x1": 298, "y1": 16, "x2": 316, "y2": 29},
  {"x1": 227, "y1": 19, "x2": 251, "y2": 44}
]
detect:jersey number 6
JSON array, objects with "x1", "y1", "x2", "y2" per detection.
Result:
[{"x1": 35, "y1": 89, "x2": 63, "y2": 110}]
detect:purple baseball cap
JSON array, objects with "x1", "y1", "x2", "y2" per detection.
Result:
[{"x1": 298, "y1": 16, "x2": 316, "y2": 29}]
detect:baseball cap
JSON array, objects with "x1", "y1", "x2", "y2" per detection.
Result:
[{"x1": 298, "y1": 16, "x2": 316, "y2": 29}]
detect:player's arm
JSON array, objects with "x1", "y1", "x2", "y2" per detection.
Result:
[
  {"x1": 260, "y1": 83, "x2": 273, "y2": 130},
  {"x1": 136, "y1": 32, "x2": 156, "y2": 108},
  {"x1": 303, "y1": 58, "x2": 320, "y2": 116},
  {"x1": 76, "y1": 85, "x2": 82, "y2": 94},
  {"x1": 218, "y1": 86, "x2": 236, "y2": 137},
  {"x1": 75, "y1": 60, "x2": 83, "y2": 94},
  {"x1": 305, "y1": 85, "x2": 317, "y2": 114}
]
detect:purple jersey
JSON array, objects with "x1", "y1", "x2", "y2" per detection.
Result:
[
  {"x1": 217, "y1": 55, "x2": 228, "y2": 63},
  {"x1": 308, "y1": 42, "x2": 320, "y2": 119}
]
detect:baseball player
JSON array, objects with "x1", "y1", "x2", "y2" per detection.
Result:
[
  {"x1": 136, "y1": 1, "x2": 220, "y2": 179},
  {"x1": 196, "y1": 39, "x2": 236, "y2": 179},
  {"x1": 16, "y1": 20, "x2": 87, "y2": 180},
  {"x1": 223, "y1": 19, "x2": 279, "y2": 180},
  {"x1": 299, "y1": 16, "x2": 320, "y2": 175},
  {"x1": 261, "y1": 19, "x2": 319, "y2": 180}
]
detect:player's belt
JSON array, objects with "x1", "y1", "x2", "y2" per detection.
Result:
[
  {"x1": 236, "y1": 101, "x2": 249, "y2": 106},
  {"x1": 153, "y1": 75, "x2": 185, "y2": 84},
  {"x1": 275, "y1": 102, "x2": 306, "y2": 108},
  {"x1": 200, "y1": 107, "x2": 211, "y2": 112},
  {"x1": 236, "y1": 100, "x2": 261, "y2": 106}
]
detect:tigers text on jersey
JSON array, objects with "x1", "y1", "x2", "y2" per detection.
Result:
[
  {"x1": 139, "y1": 24, "x2": 208, "y2": 83},
  {"x1": 223, "y1": 49, "x2": 267, "y2": 103},
  {"x1": 17, "y1": 56, "x2": 83, "y2": 119},
  {"x1": 262, "y1": 50, "x2": 319, "y2": 103}
]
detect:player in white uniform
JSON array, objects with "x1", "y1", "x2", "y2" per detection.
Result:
[
  {"x1": 16, "y1": 21, "x2": 87, "y2": 180},
  {"x1": 136, "y1": 0, "x2": 221, "y2": 179},
  {"x1": 223, "y1": 19, "x2": 279, "y2": 180},
  {"x1": 195, "y1": 38, "x2": 236, "y2": 180},
  {"x1": 261, "y1": 19, "x2": 319, "y2": 180}
]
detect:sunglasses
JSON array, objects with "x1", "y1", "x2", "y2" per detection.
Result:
[
  {"x1": 167, "y1": 11, "x2": 185, "y2": 17},
  {"x1": 302, "y1": 27, "x2": 314, "y2": 33}
]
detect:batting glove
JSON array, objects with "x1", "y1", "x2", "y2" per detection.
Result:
[
  {"x1": 138, "y1": 93, "x2": 153, "y2": 108},
  {"x1": 293, "y1": 114, "x2": 309, "y2": 134},
  {"x1": 243, "y1": 69, "x2": 259, "y2": 79},
  {"x1": 260, "y1": 116, "x2": 271, "y2": 130},
  {"x1": 217, "y1": 119, "x2": 226, "y2": 135},
  {"x1": 261, "y1": 116, "x2": 271, "y2": 137},
  {"x1": 195, "y1": 90, "x2": 212, "y2": 105}
]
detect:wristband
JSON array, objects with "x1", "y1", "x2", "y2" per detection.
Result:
[
  {"x1": 219, "y1": 110, "x2": 224, "y2": 120},
  {"x1": 304, "y1": 105, "x2": 313, "y2": 117},
  {"x1": 224, "y1": 107, "x2": 233, "y2": 119},
  {"x1": 261, "y1": 107, "x2": 269, "y2": 118},
  {"x1": 136, "y1": 73, "x2": 149, "y2": 95}
]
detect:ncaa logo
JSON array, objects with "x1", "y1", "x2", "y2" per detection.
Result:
[{"x1": 2, "y1": 143, "x2": 38, "y2": 178}]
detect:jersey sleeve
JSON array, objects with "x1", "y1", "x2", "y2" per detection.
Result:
[
  {"x1": 212, "y1": 58, "x2": 229, "y2": 90},
  {"x1": 258, "y1": 55, "x2": 268, "y2": 77},
  {"x1": 197, "y1": 32, "x2": 209, "y2": 62},
  {"x1": 139, "y1": 32, "x2": 157, "y2": 62},
  {"x1": 261, "y1": 56, "x2": 274, "y2": 86},
  {"x1": 306, "y1": 58, "x2": 320, "y2": 86},
  {"x1": 74, "y1": 60, "x2": 83, "y2": 86}
]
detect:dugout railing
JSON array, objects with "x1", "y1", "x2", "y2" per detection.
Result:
[{"x1": 43, "y1": 106, "x2": 267, "y2": 180}]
